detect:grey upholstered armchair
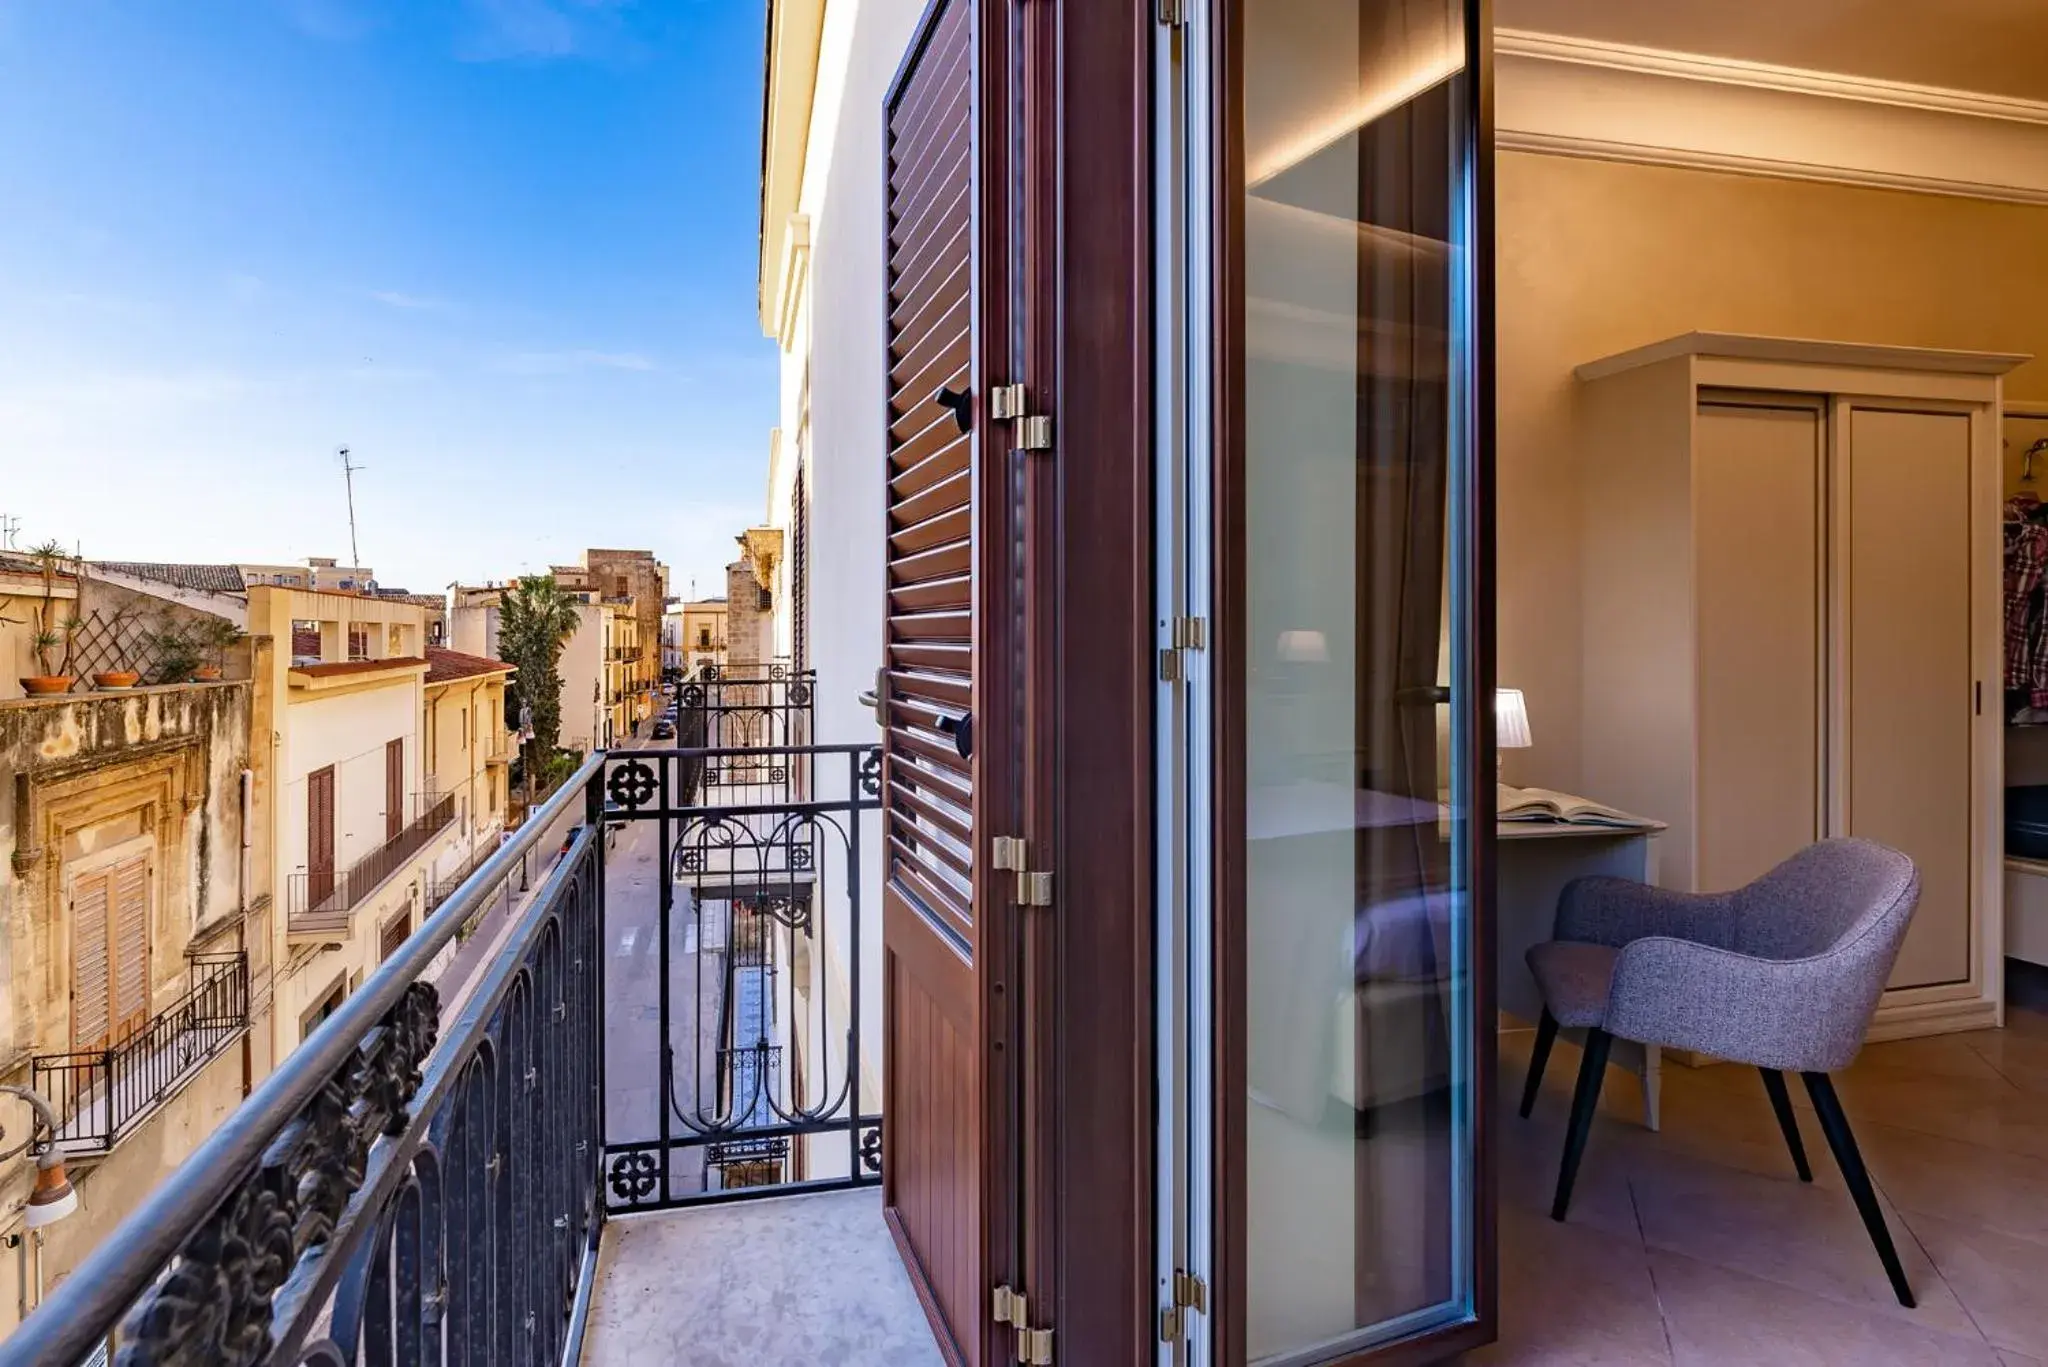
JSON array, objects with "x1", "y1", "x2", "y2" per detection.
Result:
[{"x1": 1519, "y1": 839, "x2": 1921, "y2": 1306}]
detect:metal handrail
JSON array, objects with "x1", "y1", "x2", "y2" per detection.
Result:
[{"x1": 0, "y1": 756, "x2": 605, "y2": 1367}]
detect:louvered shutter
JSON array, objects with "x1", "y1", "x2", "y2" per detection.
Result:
[
  {"x1": 883, "y1": 0, "x2": 977, "y2": 943},
  {"x1": 308, "y1": 766, "x2": 337, "y2": 907},
  {"x1": 879, "y1": 2, "x2": 1009, "y2": 1361},
  {"x1": 71, "y1": 872, "x2": 112, "y2": 1050},
  {"x1": 381, "y1": 910, "x2": 411, "y2": 961},
  {"x1": 110, "y1": 855, "x2": 151, "y2": 1040}
]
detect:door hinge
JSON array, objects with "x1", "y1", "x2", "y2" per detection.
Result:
[
  {"x1": 1159, "y1": 617, "x2": 1207, "y2": 682},
  {"x1": 1159, "y1": 1306, "x2": 1183, "y2": 1343},
  {"x1": 989, "y1": 383, "x2": 1053, "y2": 451},
  {"x1": 1173, "y1": 1270, "x2": 1208, "y2": 1314},
  {"x1": 1019, "y1": 1326, "x2": 1054, "y2": 1364},
  {"x1": 992, "y1": 836, "x2": 1052, "y2": 907},
  {"x1": 1158, "y1": 0, "x2": 1187, "y2": 25},
  {"x1": 993, "y1": 1284, "x2": 1027, "y2": 1329}
]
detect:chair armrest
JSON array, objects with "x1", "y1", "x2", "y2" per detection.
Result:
[
  {"x1": 1604, "y1": 937, "x2": 1875, "y2": 1073},
  {"x1": 1554, "y1": 876, "x2": 1735, "y2": 949}
]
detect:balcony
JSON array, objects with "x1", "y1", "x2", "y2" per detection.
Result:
[
  {"x1": 286, "y1": 792, "x2": 457, "y2": 939},
  {"x1": 3, "y1": 744, "x2": 898, "y2": 1367},
  {"x1": 30, "y1": 953, "x2": 248, "y2": 1157}
]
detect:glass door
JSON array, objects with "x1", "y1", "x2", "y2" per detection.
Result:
[{"x1": 1161, "y1": 0, "x2": 1494, "y2": 1362}]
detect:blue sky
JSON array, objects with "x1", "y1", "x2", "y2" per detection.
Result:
[{"x1": 0, "y1": 0, "x2": 771, "y2": 600}]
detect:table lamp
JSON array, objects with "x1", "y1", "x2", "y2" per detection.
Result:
[{"x1": 1496, "y1": 688, "x2": 1532, "y2": 777}]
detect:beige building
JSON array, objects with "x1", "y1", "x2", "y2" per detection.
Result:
[
  {"x1": 601, "y1": 601, "x2": 641, "y2": 745},
  {"x1": 0, "y1": 677, "x2": 256, "y2": 1335},
  {"x1": 421, "y1": 648, "x2": 514, "y2": 883},
  {"x1": 667, "y1": 597, "x2": 729, "y2": 676},
  {"x1": 449, "y1": 583, "x2": 608, "y2": 755},
  {"x1": 244, "y1": 586, "x2": 461, "y2": 1065}
]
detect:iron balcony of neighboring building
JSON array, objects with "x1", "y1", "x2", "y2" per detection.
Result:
[
  {"x1": 285, "y1": 792, "x2": 457, "y2": 941},
  {"x1": 29, "y1": 953, "x2": 249, "y2": 1158}
]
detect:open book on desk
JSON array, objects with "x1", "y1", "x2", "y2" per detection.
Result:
[{"x1": 1497, "y1": 784, "x2": 1659, "y2": 829}]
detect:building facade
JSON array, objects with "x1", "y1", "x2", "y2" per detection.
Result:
[
  {"x1": 0, "y1": 679, "x2": 256, "y2": 1336},
  {"x1": 245, "y1": 587, "x2": 461, "y2": 1067}
]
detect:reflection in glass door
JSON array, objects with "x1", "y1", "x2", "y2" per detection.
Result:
[{"x1": 1177, "y1": 0, "x2": 1493, "y2": 1362}]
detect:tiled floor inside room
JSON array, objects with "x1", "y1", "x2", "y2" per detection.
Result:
[{"x1": 1473, "y1": 970, "x2": 2048, "y2": 1365}]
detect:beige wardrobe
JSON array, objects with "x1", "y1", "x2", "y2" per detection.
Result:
[{"x1": 1576, "y1": 333, "x2": 2019, "y2": 1037}]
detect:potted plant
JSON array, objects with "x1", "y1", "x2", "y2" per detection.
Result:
[
  {"x1": 18, "y1": 540, "x2": 80, "y2": 695},
  {"x1": 192, "y1": 617, "x2": 244, "y2": 682},
  {"x1": 148, "y1": 616, "x2": 204, "y2": 686}
]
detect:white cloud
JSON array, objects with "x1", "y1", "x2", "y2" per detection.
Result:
[
  {"x1": 456, "y1": 0, "x2": 637, "y2": 62},
  {"x1": 493, "y1": 349, "x2": 659, "y2": 375},
  {"x1": 368, "y1": 289, "x2": 450, "y2": 311}
]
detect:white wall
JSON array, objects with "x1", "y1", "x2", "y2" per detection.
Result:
[
  {"x1": 560, "y1": 603, "x2": 604, "y2": 751},
  {"x1": 279, "y1": 685, "x2": 420, "y2": 881},
  {"x1": 776, "y1": 0, "x2": 927, "y2": 1114}
]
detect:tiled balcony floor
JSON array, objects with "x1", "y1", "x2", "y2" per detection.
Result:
[
  {"x1": 1477, "y1": 978, "x2": 2048, "y2": 1365},
  {"x1": 579, "y1": 1188, "x2": 943, "y2": 1367},
  {"x1": 581, "y1": 988, "x2": 2048, "y2": 1366}
]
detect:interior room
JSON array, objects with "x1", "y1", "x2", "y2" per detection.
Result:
[
  {"x1": 1229, "y1": 0, "x2": 2048, "y2": 1362},
  {"x1": 1478, "y1": 0, "x2": 2048, "y2": 1360}
]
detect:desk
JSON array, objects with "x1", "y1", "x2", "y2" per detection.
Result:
[{"x1": 1497, "y1": 822, "x2": 1664, "y2": 1129}]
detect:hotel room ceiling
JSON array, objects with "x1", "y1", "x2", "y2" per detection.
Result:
[{"x1": 1497, "y1": 0, "x2": 2048, "y2": 102}]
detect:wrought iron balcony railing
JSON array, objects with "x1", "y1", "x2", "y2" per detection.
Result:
[
  {"x1": 286, "y1": 792, "x2": 457, "y2": 937},
  {"x1": 2, "y1": 742, "x2": 881, "y2": 1367},
  {"x1": 30, "y1": 952, "x2": 248, "y2": 1156}
]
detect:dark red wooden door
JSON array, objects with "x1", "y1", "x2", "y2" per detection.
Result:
[
  {"x1": 880, "y1": 0, "x2": 1021, "y2": 1361},
  {"x1": 308, "y1": 764, "x2": 337, "y2": 907},
  {"x1": 385, "y1": 737, "x2": 405, "y2": 841}
]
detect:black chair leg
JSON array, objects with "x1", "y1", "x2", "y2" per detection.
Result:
[
  {"x1": 1758, "y1": 1068, "x2": 1812, "y2": 1182},
  {"x1": 1802, "y1": 1071, "x2": 1914, "y2": 1308},
  {"x1": 1551, "y1": 1027, "x2": 1612, "y2": 1222},
  {"x1": 1521, "y1": 1009, "x2": 1560, "y2": 1119}
]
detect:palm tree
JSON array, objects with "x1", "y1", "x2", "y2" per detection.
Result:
[{"x1": 497, "y1": 574, "x2": 581, "y2": 807}]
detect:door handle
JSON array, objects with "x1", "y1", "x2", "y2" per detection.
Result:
[
  {"x1": 933, "y1": 384, "x2": 973, "y2": 434},
  {"x1": 936, "y1": 711, "x2": 973, "y2": 759}
]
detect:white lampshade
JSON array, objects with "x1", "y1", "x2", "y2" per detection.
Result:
[{"x1": 1496, "y1": 688, "x2": 1532, "y2": 750}]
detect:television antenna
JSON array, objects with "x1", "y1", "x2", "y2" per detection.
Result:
[{"x1": 338, "y1": 446, "x2": 365, "y2": 569}]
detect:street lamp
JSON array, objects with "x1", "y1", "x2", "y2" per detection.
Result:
[{"x1": 1, "y1": 1086, "x2": 77, "y2": 1230}]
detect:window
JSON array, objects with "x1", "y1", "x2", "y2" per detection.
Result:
[
  {"x1": 699, "y1": 627, "x2": 712, "y2": 648},
  {"x1": 347, "y1": 624, "x2": 371, "y2": 661},
  {"x1": 757, "y1": 585, "x2": 772, "y2": 612},
  {"x1": 301, "y1": 977, "x2": 345, "y2": 1043},
  {"x1": 460, "y1": 706, "x2": 468, "y2": 751},
  {"x1": 70, "y1": 853, "x2": 151, "y2": 1050},
  {"x1": 379, "y1": 910, "x2": 411, "y2": 961},
  {"x1": 290, "y1": 619, "x2": 322, "y2": 665},
  {"x1": 307, "y1": 765, "x2": 337, "y2": 906},
  {"x1": 385, "y1": 739, "x2": 404, "y2": 841}
]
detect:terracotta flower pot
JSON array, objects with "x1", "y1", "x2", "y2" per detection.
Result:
[
  {"x1": 19, "y1": 676, "x2": 75, "y2": 696},
  {"x1": 94, "y1": 671, "x2": 142, "y2": 690},
  {"x1": 192, "y1": 665, "x2": 224, "y2": 682}
]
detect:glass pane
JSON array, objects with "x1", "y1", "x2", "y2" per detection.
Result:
[{"x1": 1239, "y1": 0, "x2": 1474, "y2": 1360}]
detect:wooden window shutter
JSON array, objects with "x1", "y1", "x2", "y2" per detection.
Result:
[
  {"x1": 71, "y1": 871, "x2": 113, "y2": 1050},
  {"x1": 881, "y1": 0, "x2": 978, "y2": 941},
  {"x1": 386, "y1": 738, "x2": 405, "y2": 841},
  {"x1": 111, "y1": 854, "x2": 151, "y2": 1040},
  {"x1": 308, "y1": 765, "x2": 337, "y2": 906},
  {"x1": 380, "y1": 910, "x2": 411, "y2": 961}
]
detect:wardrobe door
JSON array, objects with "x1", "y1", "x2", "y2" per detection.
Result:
[
  {"x1": 1842, "y1": 405, "x2": 1975, "y2": 989},
  {"x1": 1694, "y1": 400, "x2": 1823, "y2": 893}
]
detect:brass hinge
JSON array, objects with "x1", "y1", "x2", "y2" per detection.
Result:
[
  {"x1": 1159, "y1": 616, "x2": 1207, "y2": 682},
  {"x1": 992, "y1": 836, "x2": 1052, "y2": 907},
  {"x1": 1159, "y1": 1306, "x2": 1183, "y2": 1343},
  {"x1": 988, "y1": 382, "x2": 1053, "y2": 451},
  {"x1": 993, "y1": 1284, "x2": 1027, "y2": 1329},
  {"x1": 1173, "y1": 1270, "x2": 1208, "y2": 1314},
  {"x1": 1159, "y1": 0, "x2": 1187, "y2": 24},
  {"x1": 1019, "y1": 1326, "x2": 1053, "y2": 1364}
]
